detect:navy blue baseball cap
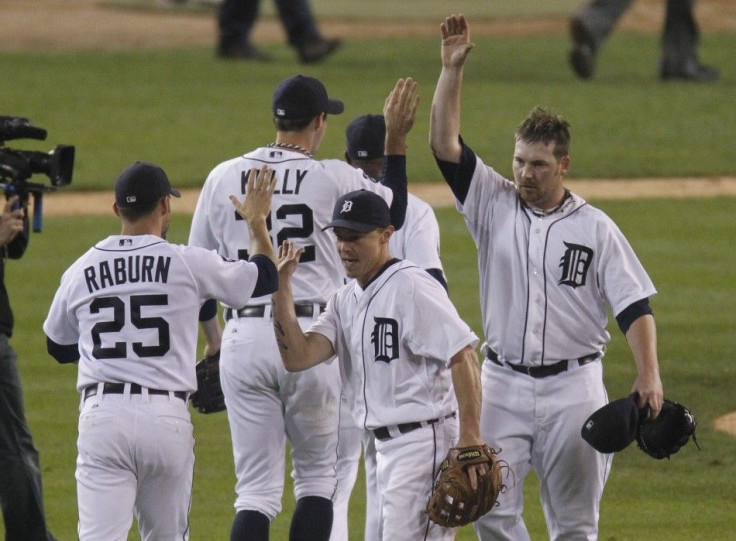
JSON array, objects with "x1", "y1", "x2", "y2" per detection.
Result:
[
  {"x1": 581, "y1": 393, "x2": 647, "y2": 453},
  {"x1": 115, "y1": 161, "x2": 181, "y2": 208},
  {"x1": 345, "y1": 114, "x2": 386, "y2": 160},
  {"x1": 323, "y1": 190, "x2": 390, "y2": 233},
  {"x1": 272, "y1": 75, "x2": 344, "y2": 120}
]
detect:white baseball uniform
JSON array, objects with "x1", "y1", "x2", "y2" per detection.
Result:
[
  {"x1": 188, "y1": 146, "x2": 395, "y2": 521},
  {"x1": 309, "y1": 258, "x2": 478, "y2": 540},
  {"x1": 437, "y1": 145, "x2": 656, "y2": 540},
  {"x1": 43, "y1": 234, "x2": 264, "y2": 540},
  {"x1": 331, "y1": 192, "x2": 446, "y2": 541}
]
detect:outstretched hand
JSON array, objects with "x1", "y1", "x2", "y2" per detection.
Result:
[
  {"x1": 384, "y1": 77, "x2": 420, "y2": 142},
  {"x1": 277, "y1": 240, "x2": 304, "y2": 280},
  {"x1": 229, "y1": 165, "x2": 276, "y2": 225},
  {"x1": 440, "y1": 14, "x2": 474, "y2": 68}
]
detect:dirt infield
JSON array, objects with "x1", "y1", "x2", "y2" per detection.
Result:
[{"x1": 2, "y1": 0, "x2": 736, "y2": 52}]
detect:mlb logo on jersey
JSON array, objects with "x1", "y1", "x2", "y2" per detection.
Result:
[{"x1": 119, "y1": 239, "x2": 133, "y2": 247}]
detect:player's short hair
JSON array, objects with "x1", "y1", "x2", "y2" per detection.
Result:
[
  {"x1": 273, "y1": 116, "x2": 318, "y2": 132},
  {"x1": 117, "y1": 198, "x2": 161, "y2": 221},
  {"x1": 515, "y1": 107, "x2": 570, "y2": 160}
]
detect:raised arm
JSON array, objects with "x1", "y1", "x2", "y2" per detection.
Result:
[
  {"x1": 429, "y1": 14, "x2": 475, "y2": 163},
  {"x1": 272, "y1": 241, "x2": 335, "y2": 372},
  {"x1": 384, "y1": 77, "x2": 419, "y2": 156},
  {"x1": 229, "y1": 165, "x2": 277, "y2": 266}
]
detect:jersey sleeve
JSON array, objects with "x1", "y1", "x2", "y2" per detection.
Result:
[
  {"x1": 398, "y1": 198, "x2": 444, "y2": 271},
  {"x1": 188, "y1": 169, "x2": 219, "y2": 250},
  {"x1": 178, "y1": 245, "x2": 260, "y2": 309},
  {"x1": 403, "y1": 273, "x2": 479, "y2": 365},
  {"x1": 596, "y1": 217, "x2": 657, "y2": 317},
  {"x1": 306, "y1": 292, "x2": 340, "y2": 347},
  {"x1": 324, "y1": 159, "x2": 394, "y2": 208},
  {"x1": 43, "y1": 264, "x2": 81, "y2": 346}
]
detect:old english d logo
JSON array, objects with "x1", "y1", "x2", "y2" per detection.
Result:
[
  {"x1": 559, "y1": 242, "x2": 593, "y2": 288},
  {"x1": 371, "y1": 317, "x2": 398, "y2": 363}
]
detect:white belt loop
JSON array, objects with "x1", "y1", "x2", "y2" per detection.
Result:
[
  {"x1": 141, "y1": 385, "x2": 150, "y2": 403},
  {"x1": 264, "y1": 304, "x2": 273, "y2": 318},
  {"x1": 123, "y1": 382, "x2": 132, "y2": 401}
]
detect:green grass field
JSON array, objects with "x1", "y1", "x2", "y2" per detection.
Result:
[
  {"x1": 5, "y1": 198, "x2": 736, "y2": 540},
  {"x1": 2, "y1": 2, "x2": 735, "y2": 539},
  {"x1": 2, "y1": 32, "x2": 734, "y2": 188}
]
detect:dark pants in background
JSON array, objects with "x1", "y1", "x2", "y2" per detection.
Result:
[{"x1": 0, "y1": 334, "x2": 51, "y2": 541}]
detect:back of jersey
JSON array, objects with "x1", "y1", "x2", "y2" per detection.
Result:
[
  {"x1": 55, "y1": 236, "x2": 214, "y2": 392},
  {"x1": 190, "y1": 147, "x2": 392, "y2": 304}
]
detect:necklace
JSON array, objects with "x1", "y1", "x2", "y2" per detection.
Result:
[
  {"x1": 267, "y1": 142, "x2": 313, "y2": 158},
  {"x1": 525, "y1": 189, "x2": 573, "y2": 217}
]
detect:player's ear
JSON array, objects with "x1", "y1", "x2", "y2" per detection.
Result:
[
  {"x1": 559, "y1": 155, "x2": 570, "y2": 175},
  {"x1": 380, "y1": 226, "x2": 394, "y2": 243}
]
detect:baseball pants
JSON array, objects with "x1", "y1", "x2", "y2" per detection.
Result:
[
  {"x1": 473, "y1": 358, "x2": 611, "y2": 541},
  {"x1": 76, "y1": 389, "x2": 194, "y2": 541},
  {"x1": 374, "y1": 416, "x2": 458, "y2": 540},
  {"x1": 220, "y1": 310, "x2": 340, "y2": 520}
]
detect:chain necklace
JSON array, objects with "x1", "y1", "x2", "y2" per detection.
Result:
[
  {"x1": 267, "y1": 142, "x2": 313, "y2": 158},
  {"x1": 524, "y1": 189, "x2": 573, "y2": 217}
]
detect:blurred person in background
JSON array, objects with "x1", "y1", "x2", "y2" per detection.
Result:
[
  {"x1": 217, "y1": 0, "x2": 341, "y2": 63},
  {"x1": 569, "y1": 0, "x2": 719, "y2": 81}
]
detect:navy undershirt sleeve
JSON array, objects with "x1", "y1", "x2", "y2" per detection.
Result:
[
  {"x1": 198, "y1": 299, "x2": 218, "y2": 322},
  {"x1": 46, "y1": 337, "x2": 79, "y2": 364},
  {"x1": 433, "y1": 139, "x2": 478, "y2": 205},
  {"x1": 616, "y1": 298, "x2": 653, "y2": 335},
  {"x1": 380, "y1": 155, "x2": 408, "y2": 230},
  {"x1": 249, "y1": 254, "x2": 278, "y2": 297}
]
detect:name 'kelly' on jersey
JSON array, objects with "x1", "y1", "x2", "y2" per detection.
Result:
[{"x1": 189, "y1": 147, "x2": 393, "y2": 304}]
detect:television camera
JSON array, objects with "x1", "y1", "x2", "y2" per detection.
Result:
[{"x1": 0, "y1": 115, "x2": 75, "y2": 232}]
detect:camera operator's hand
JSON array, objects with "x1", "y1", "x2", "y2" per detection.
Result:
[{"x1": 0, "y1": 196, "x2": 25, "y2": 246}]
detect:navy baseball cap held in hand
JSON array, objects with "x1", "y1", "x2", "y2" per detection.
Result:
[
  {"x1": 323, "y1": 190, "x2": 390, "y2": 233},
  {"x1": 272, "y1": 75, "x2": 345, "y2": 120},
  {"x1": 345, "y1": 114, "x2": 386, "y2": 160},
  {"x1": 581, "y1": 393, "x2": 648, "y2": 453},
  {"x1": 115, "y1": 161, "x2": 181, "y2": 208}
]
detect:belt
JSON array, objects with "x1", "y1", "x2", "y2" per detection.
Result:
[
  {"x1": 373, "y1": 412, "x2": 457, "y2": 441},
  {"x1": 224, "y1": 303, "x2": 325, "y2": 320},
  {"x1": 486, "y1": 348, "x2": 599, "y2": 379},
  {"x1": 83, "y1": 383, "x2": 187, "y2": 401}
]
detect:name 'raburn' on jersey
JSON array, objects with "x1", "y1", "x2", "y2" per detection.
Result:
[{"x1": 83, "y1": 254, "x2": 171, "y2": 293}]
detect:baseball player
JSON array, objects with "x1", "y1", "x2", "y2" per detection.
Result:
[
  {"x1": 332, "y1": 111, "x2": 447, "y2": 541},
  {"x1": 430, "y1": 14, "x2": 664, "y2": 539},
  {"x1": 42, "y1": 162, "x2": 278, "y2": 540},
  {"x1": 273, "y1": 189, "x2": 486, "y2": 540},
  {"x1": 188, "y1": 75, "x2": 411, "y2": 540}
]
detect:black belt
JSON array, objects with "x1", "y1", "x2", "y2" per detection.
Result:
[
  {"x1": 486, "y1": 349, "x2": 599, "y2": 379},
  {"x1": 224, "y1": 303, "x2": 325, "y2": 320},
  {"x1": 373, "y1": 412, "x2": 457, "y2": 441},
  {"x1": 83, "y1": 383, "x2": 187, "y2": 401}
]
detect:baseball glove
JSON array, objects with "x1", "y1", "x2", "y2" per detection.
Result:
[
  {"x1": 636, "y1": 399, "x2": 699, "y2": 459},
  {"x1": 189, "y1": 350, "x2": 226, "y2": 414},
  {"x1": 426, "y1": 444, "x2": 506, "y2": 528}
]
